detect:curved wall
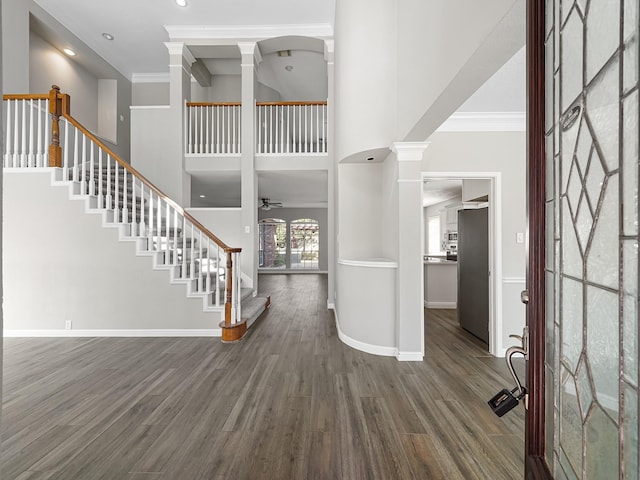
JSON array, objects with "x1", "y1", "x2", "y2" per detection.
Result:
[{"x1": 334, "y1": 0, "x2": 397, "y2": 162}]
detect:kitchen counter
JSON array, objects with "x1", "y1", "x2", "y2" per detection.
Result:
[
  {"x1": 424, "y1": 255, "x2": 457, "y2": 265},
  {"x1": 424, "y1": 259, "x2": 457, "y2": 308}
]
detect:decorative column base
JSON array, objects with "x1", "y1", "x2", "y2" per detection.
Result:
[{"x1": 219, "y1": 320, "x2": 248, "y2": 342}]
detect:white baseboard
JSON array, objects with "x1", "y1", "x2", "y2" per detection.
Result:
[
  {"x1": 425, "y1": 301, "x2": 457, "y2": 309},
  {"x1": 333, "y1": 310, "x2": 397, "y2": 357},
  {"x1": 396, "y1": 352, "x2": 424, "y2": 362},
  {"x1": 3, "y1": 329, "x2": 221, "y2": 338}
]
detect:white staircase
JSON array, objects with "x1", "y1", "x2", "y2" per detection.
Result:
[{"x1": 3, "y1": 88, "x2": 269, "y2": 339}]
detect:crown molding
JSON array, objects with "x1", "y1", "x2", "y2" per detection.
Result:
[
  {"x1": 131, "y1": 73, "x2": 170, "y2": 83},
  {"x1": 437, "y1": 112, "x2": 526, "y2": 132},
  {"x1": 165, "y1": 23, "x2": 333, "y2": 41}
]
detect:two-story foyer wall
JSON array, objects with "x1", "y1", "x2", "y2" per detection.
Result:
[
  {"x1": 258, "y1": 207, "x2": 328, "y2": 272},
  {"x1": 28, "y1": 33, "x2": 132, "y2": 161}
]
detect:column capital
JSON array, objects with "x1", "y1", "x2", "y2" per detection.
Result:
[
  {"x1": 164, "y1": 42, "x2": 196, "y2": 65},
  {"x1": 324, "y1": 39, "x2": 335, "y2": 62},
  {"x1": 238, "y1": 42, "x2": 263, "y2": 65},
  {"x1": 390, "y1": 141, "x2": 430, "y2": 161}
]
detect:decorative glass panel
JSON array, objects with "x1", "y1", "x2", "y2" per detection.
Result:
[
  {"x1": 585, "y1": 0, "x2": 620, "y2": 84},
  {"x1": 585, "y1": 405, "x2": 620, "y2": 477},
  {"x1": 561, "y1": 10, "x2": 584, "y2": 111},
  {"x1": 545, "y1": 0, "x2": 638, "y2": 477},
  {"x1": 586, "y1": 286, "x2": 619, "y2": 414}
]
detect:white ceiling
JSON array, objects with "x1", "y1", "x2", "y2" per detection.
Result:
[{"x1": 33, "y1": 0, "x2": 336, "y2": 80}]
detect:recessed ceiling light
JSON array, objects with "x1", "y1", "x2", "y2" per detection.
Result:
[
  {"x1": 366, "y1": 156, "x2": 375, "y2": 161},
  {"x1": 176, "y1": 0, "x2": 187, "y2": 6},
  {"x1": 63, "y1": 48, "x2": 76, "y2": 56},
  {"x1": 285, "y1": 65, "x2": 293, "y2": 71},
  {"x1": 102, "y1": 32, "x2": 114, "y2": 41},
  {"x1": 199, "y1": 194, "x2": 206, "y2": 198}
]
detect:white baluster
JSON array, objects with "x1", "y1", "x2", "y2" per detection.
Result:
[
  {"x1": 165, "y1": 201, "x2": 171, "y2": 265},
  {"x1": 44, "y1": 100, "x2": 50, "y2": 166},
  {"x1": 115, "y1": 158, "x2": 121, "y2": 222},
  {"x1": 205, "y1": 237, "x2": 212, "y2": 294},
  {"x1": 322, "y1": 104, "x2": 326, "y2": 153},
  {"x1": 304, "y1": 105, "x2": 308, "y2": 153},
  {"x1": 36, "y1": 99, "x2": 43, "y2": 166},
  {"x1": 276, "y1": 104, "x2": 280, "y2": 153},
  {"x1": 214, "y1": 244, "x2": 220, "y2": 306},
  {"x1": 216, "y1": 106, "x2": 220, "y2": 154},
  {"x1": 105, "y1": 154, "x2": 112, "y2": 210},
  {"x1": 131, "y1": 176, "x2": 137, "y2": 236},
  {"x1": 156, "y1": 194, "x2": 162, "y2": 255},
  {"x1": 190, "y1": 221, "x2": 195, "y2": 281},
  {"x1": 256, "y1": 105, "x2": 261, "y2": 154},
  {"x1": 81, "y1": 134, "x2": 87, "y2": 193},
  {"x1": 97, "y1": 149, "x2": 103, "y2": 207},
  {"x1": 198, "y1": 229, "x2": 203, "y2": 291},
  {"x1": 122, "y1": 168, "x2": 128, "y2": 225},
  {"x1": 27, "y1": 99, "x2": 34, "y2": 167},
  {"x1": 181, "y1": 215, "x2": 187, "y2": 277},
  {"x1": 286, "y1": 105, "x2": 291, "y2": 154},
  {"x1": 13, "y1": 100, "x2": 19, "y2": 167},
  {"x1": 72, "y1": 128, "x2": 79, "y2": 182},
  {"x1": 5, "y1": 100, "x2": 12, "y2": 167},
  {"x1": 232, "y1": 105, "x2": 237, "y2": 154},
  {"x1": 147, "y1": 191, "x2": 154, "y2": 250},
  {"x1": 20, "y1": 100, "x2": 27, "y2": 167},
  {"x1": 187, "y1": 106, "x2": 192, "y2": 154},
  {"x1": 206, "y1": 106, "x2": 210, "y2": 154},
  {"x1": 139, "y1": 182, "x2": 146, "y2": 238},
  {"x1": 89, "y1": 141, "x2": 95, "y2": 196}
]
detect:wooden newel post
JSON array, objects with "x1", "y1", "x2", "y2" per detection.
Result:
[
  {"x1": 48, "y1": 85, "x2": 70, "y2": 168},
  {"x1": 225, "y1": 250, "x2": 234, "y2": 326}
]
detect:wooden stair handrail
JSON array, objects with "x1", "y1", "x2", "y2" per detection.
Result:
[
  {"x1": 3, "y1": 94, "x2": 50, "y2": 101},
  {"x1": 53, "y1": 92, "x2": 238, "y2": 254},
  {"x1": 186, "y1": 102, "x2": 241, "y2": 107}
]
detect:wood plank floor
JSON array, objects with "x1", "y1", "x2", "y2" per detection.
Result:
[{"x1": 2, "y1": 274, "x2": 524, "y2": 479}]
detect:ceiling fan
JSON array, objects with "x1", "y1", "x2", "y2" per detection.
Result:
[{"x1": 259, "y1": 198, "x2": 283, "y2": 210}]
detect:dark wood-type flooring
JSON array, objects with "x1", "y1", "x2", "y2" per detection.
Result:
[{"x1": 2, "y1": 274, "x2": 524, "y2": 479}]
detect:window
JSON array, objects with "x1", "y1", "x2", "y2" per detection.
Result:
[
  {"x1": 290, "y1": 219, "x2": 319, "y2": 270},
  {"x1": 427, "y1": 215, "x2": 441, "y2": 254},
  {"x1": 258, "y1": 219, "x2": 286, "y2": 268}
]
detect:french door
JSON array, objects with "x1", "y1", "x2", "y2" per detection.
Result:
[{"x1": 527, "y1": 0, "x2": 639, "y2": 479}]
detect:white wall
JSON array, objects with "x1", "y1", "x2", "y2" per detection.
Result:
[
  {"x1": 187, "y1": 208, "x2": 243, "y2": 250},
  {"x1": 24, "y1": 25, "x2": 132, "y2": 160},
  {"x1": 463, "y1": 179, "x2": 491, "y2": 201},
  {"x1": 337, "y1": 163, "x2": 385, "y2": 259},
  {"x1": 3, "y1": 171, "x2": 222, "y2": 333},
  {"x1": 130, "y1": 106, "x2": 186, "y2": 202},
  {"x1": 30, "y1": 31, "x2": 99, "y2": 131},
  {"x1": 190, "y1": 75, "x2": 281, "y2": 103},
  {"x1": 423, "y1": 131, "x2": 527, "y2": 352},
  {"x1": 1, "y1": 0, "x2": 29, "y2": 93},
  {"x1": 132, "y1": 82, "x2": 169, "y2": 106}
]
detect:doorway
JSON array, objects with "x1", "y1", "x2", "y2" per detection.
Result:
[{"x1": 421, "y1": 172, "x2": 505, "y2": 357}]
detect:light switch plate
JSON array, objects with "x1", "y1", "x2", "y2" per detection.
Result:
[{"x1": 516, "y1": 232, "x2": 525, "y2": 244}]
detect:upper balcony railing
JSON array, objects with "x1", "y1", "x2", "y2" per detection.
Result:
[
  {"x1": 185, "y1": 101, "x2": 328, "y2": 156},
  {"x1": 255, "y1": 101, "x2": 327, "y2": 155},
  {"x1": 186, "y1": 102, "x2": 241, "y2": 155}
]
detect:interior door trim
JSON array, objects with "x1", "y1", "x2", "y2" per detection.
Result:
[{"x1": 525, "y1": 0, "x2": 553, "y2": 478}]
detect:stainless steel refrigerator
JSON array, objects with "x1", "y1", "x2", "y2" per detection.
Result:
[{"x1": 457, "y1": 207, "x2": 489, "y2": 345}]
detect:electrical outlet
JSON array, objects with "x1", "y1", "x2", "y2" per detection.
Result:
[
  {"x1": 244, "y1": 225, "x2": 251, "y2": 233},
  {"x1": 65, "y1": 320, "x2": 72, "y2": 330}
]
